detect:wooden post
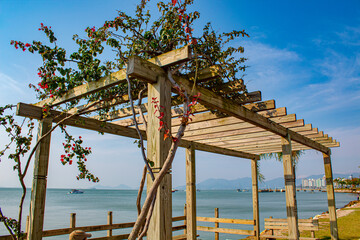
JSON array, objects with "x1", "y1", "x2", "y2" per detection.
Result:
[
  {"x1": 251, "y1": 159, "x2": 260, "y2": 240},
  {"x1": 281, "y1": 134, "x2": 299, "y2": 240},
  {"x1": 146, "y1": 75, "x2": 172, "y2": 240},
  {"x1": 183, "y1": 205, "x2": 187, "y2": 235},
  {"x1": 107, "y1": 211, "x2": 113, "y2": 237},
  {"x1": 25, "y1": 216, "x2": 29, "y2": 233},
  {"x1": 323, "y1": 153, "x2": 339, "y2": 240},
  {"x1": 214, "y1": 208, "x2": 219, "y2": 240},
  {"x1": 70, "y1": 213, "x2": 76, "y2": 229},
  {"x1": 186, "y1": 144, "x2": 196, "y2": 240},
  {"x1": 27, "y1": 118, "x2": 52, "y2": 240}
]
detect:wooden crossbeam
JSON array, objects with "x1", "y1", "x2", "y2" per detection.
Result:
[
  {"x1": 188, "y1": 65, "x2": 221, "y2": 82},
  {"x1": 231, "y1": 136, "x2": 334, "y2": 151},
  {"x1": 183, "y1": 117, "x2": 302, "y2": 141},
  {"x1": 196, "y1": 125, "x2": 315, "y2": 146},
  {"x1": 16, "y1": 102, "x2": 259, "y2": 160},
  {"x1": 216, "y1": 79, "x2": 245, "y2": 93},
  {"x1": 111, "y1": 100, "x2": 276, "y2": 127},
  {"x1": 233, "y1": 91, "x2": 261, "y2": 105},
  {"x1": 183, "y1": 114, "x2": 297, "y2": 138},
  {"x1": 246, "y1": 141, "x2": 339, "y2": 154},
  {"x1": 34, "y1": 46, "x2": 192, "y2": 107},
  {"x1": 205, "y1": 126, "x2": 316, "y2": 149},
  {"x1": 127, "y1": 56, "x2": 331, "y2": 154}
]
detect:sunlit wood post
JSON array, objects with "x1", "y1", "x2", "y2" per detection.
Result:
[
  {"x1": 186, "y1": 143, "x2": 197, "y2": 240},
  {"x1": 251, "y1": 159, "x2": 260, "y2": 240},
  {"x1": 70, "y1": 213, "x2": 76, "y2": 229},
  {"x1": 214, "y1": 208, "x2": 219, "y2": 240},
  {"x1": 147, "y1": 74, "x2": 172, "y2": 240},
  {"x1": 323, "y1": 153, "x2": 339, "y2": 240},
  {"x1": 27, "y1": 117, "x2": 52, "y2": 240},
  {"x1": 281, "y1": 134, "x2": 299, "y2": 240},
  {"x1": 107, "y1": 211, "x2": 113, "y2": 237}
]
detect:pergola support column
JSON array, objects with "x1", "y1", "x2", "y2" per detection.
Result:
[
  {"x1": 27, "y1": 117, "x2": 52, "y2": 240},
  {"x1": 281, "y1": 134, "x2": 299, "y2": 240},
  {"x1": 186, "y1": 143, "x2": 197, "y2": 240},
  {"x1": 146, "y1": 75, "x2": 172, "y2": 240},
  {"x1": 323, "y1": 153, "x2": 339, "y2": 240},
  {"x1": 251, "y1": 159, "x2": 260, "y2": 240}
]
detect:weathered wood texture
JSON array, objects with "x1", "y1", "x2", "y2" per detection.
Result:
[
  {"x1": 196, "y1": 226, "x2": 254, "y2": 235},
  {"x1": 323, "y1": 153, "x2": 339, "y2": 240},
  {"x1": 146, "y1": 75, "x2": 172, "y2": 240},
  {"x1": 27, "y1": 118, "x2": 52, "y2": 240},
  {"x1": 16, "y1": 102, "x2": 259, "y2": 160},
  {"x1": 263, "y1": 218, "x2": 319, "y2": 240},
  {"x1": 251, "y1": 159, "x2": 260, "y2": 240},
  {"x1": 282, "y1": 135, "x2": 299, "y2": 240},
  {"x1": 185, "y1": 144, "x2": 197, "y2": 240},
  {"x1": 214, "y1": 208, "x2": 219, "y2": 240}
]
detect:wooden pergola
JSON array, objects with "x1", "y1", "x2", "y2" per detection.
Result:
[{"x1": 17, "y1": 46, "x2": 339, "y2": 240}]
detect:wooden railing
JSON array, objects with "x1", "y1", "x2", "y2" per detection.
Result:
[
  {"x1": 0, "y1": 208, "x2": 256, "y2": 240},
  {"x1": 196, "y1": 208, "x2": 255, "y2": 239},
  {"x1": 0, "y1": 212, "x2": 186, "y2": 240}
]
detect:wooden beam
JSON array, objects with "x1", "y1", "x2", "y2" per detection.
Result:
[
  {"x1": 186, "y1": 143, "x2": 197, "y2": 240},
  {"x1": 233, "y1": 91, "x2": 261, "y2": 105},
  {"x1": 323, "y1": 153, "x2": 339, "y2": 240},
  {"x1": 146, "y1": 74, "x2": 172, "y2": 240},
  {"x1": 35, "y1": 46, "x2": 192, "y2": 107},
  {"x1": 231, "y1": 135, "x2": 334, "y2": 151},
  {"x1": 282, "y1": 134, "x2": 299, "y2": 240},
  {"x1": 216, "y1": 79, "x2": 245, "y2": 93},
  {"x1": 18, "y1": 103, "x2": 258, "y2": 159},
  {"x1": 111, "y1": 100, "x2": 277, "y2": 127},
  {"x1": 27, "y1": 117, "x2": 52, "y2": 240},
  {"x1": 251, "y1": 159, "x2": 260, "y2": 240}
]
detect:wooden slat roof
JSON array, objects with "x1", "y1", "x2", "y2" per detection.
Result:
[{"x1": 18, "y1": 46, "x2": 339, "y2": 160}]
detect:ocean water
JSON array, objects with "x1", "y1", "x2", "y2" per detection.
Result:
[{"x1": 0, "y1": 188, "x2": 357, "y2": 239}]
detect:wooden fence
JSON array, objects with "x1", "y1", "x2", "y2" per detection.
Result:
[
  {"x1": 0, "y1": 212, "x2": 186, "y2": 240},
  {"x1": 196, "y1": 208, "x2": 255, "y2": 239},
  {"x1": 0, "y1": 207, "x2": 255, "y2": 240}
]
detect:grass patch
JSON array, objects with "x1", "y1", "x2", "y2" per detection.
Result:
[{"x1": 300, "y1": 210, "x2": 360, "y2": 240}]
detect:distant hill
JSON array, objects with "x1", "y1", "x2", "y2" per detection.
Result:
[
  {"x1": 176, "y1": 172, "x2": 360, "y2": 190},
  {"x1": 93, "y1": 184, "x2": 133, "y2": 190}
]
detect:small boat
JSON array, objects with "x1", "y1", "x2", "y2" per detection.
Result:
[
  {"x1": 68, "y1": 189, "x2": 84, "y2": 194},
  {"x1": 172, "y1": 189, "x2": 178, "y2": 193},
  {"x1": 237, "y1": 189, "x2": 241, "y2": 192}
]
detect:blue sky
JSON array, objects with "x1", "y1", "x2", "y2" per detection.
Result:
[{"x1": 0, "y1": 0, "x2": 359, "y2": 189}]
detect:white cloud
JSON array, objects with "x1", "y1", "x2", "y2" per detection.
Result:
[{"x1": 0, "y1": 72, "x2": 25, "y2": 94}]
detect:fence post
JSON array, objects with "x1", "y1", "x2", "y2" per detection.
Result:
[
  {"x1": 183, "y1": 205, "x2": 187, "y2": 236},
  {"x1": 215, "y1": 208, "x2": 219, "y2": 240},
  {"x1": 107, "y1": 211, "x2": 113, "y2": 237},
  {"x1": 70, "y1": 213, "x2": 76, "y2": 229}
]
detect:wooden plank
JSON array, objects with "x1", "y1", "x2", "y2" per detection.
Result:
[
  {"x1": 113, "y1": 100, "x2": 277, "y2": 127},
  {"x1": 16, "y1": 102, "x2": 259, "y2": 160},
  {"x1": 124, "y1": 58, "x2": 331, "y2": 154},
  {"x1": 186, "y1": 143, "x2": 197, "y2": 240},
  {"x1": 282, "y1": 134, "x2": 299, "y2": 240},
  {"x1": 146, "y1": 74, "x2": 172, "y2": 240},
  {"x1": 188, "y1": 65, "x2": 221, "y2": 82},
  {"x1": 197, "y1": 125, "x2": 314, "y2": 147},
  {"x1": 196, "y1": 217, "x2": 254, "y2": 225},
  {"x1": 196, "y1": 226, "x2": 254, "y2": 235},
  {"x1": 233, "y1": 91, "x2": 262, "y2": 105},
  {"x1": 172, "y1": 216, "x2": 186, "y2": 222},
  {"x1": 183, "y1": 114, "x2": 298, "y2": 141},
  {"x1": 217, "y1": 79, "x2": 245, "y2": 93},
  {"x1": 27, "y1": 117, "x2": 52, "y2": 240},
  {"x1": 215, "y1": 208, "x2": 219, "y2": 240},
  {"x1": 231, "y1": 136, "x2": 334, "y2": 151},
  {"x1": 323, "y1": 153, "x2": 339, "y2": 240},
  {"x1": 252, "y1": 159, "x2": 260, "y2": 240},
  {"x1": 242, "y1": 140, "x2": 339, "y2": 153},
  {"x1": 35, "y1": 46, "x2": 192, "y2": 107}
]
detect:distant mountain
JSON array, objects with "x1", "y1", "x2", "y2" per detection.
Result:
[
  {"x1": 176, "y1": 172, "x2": 360, "y2": 190},
  {"x1": 93, "y1": 184, "x2": 133, "y2": 190}
]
